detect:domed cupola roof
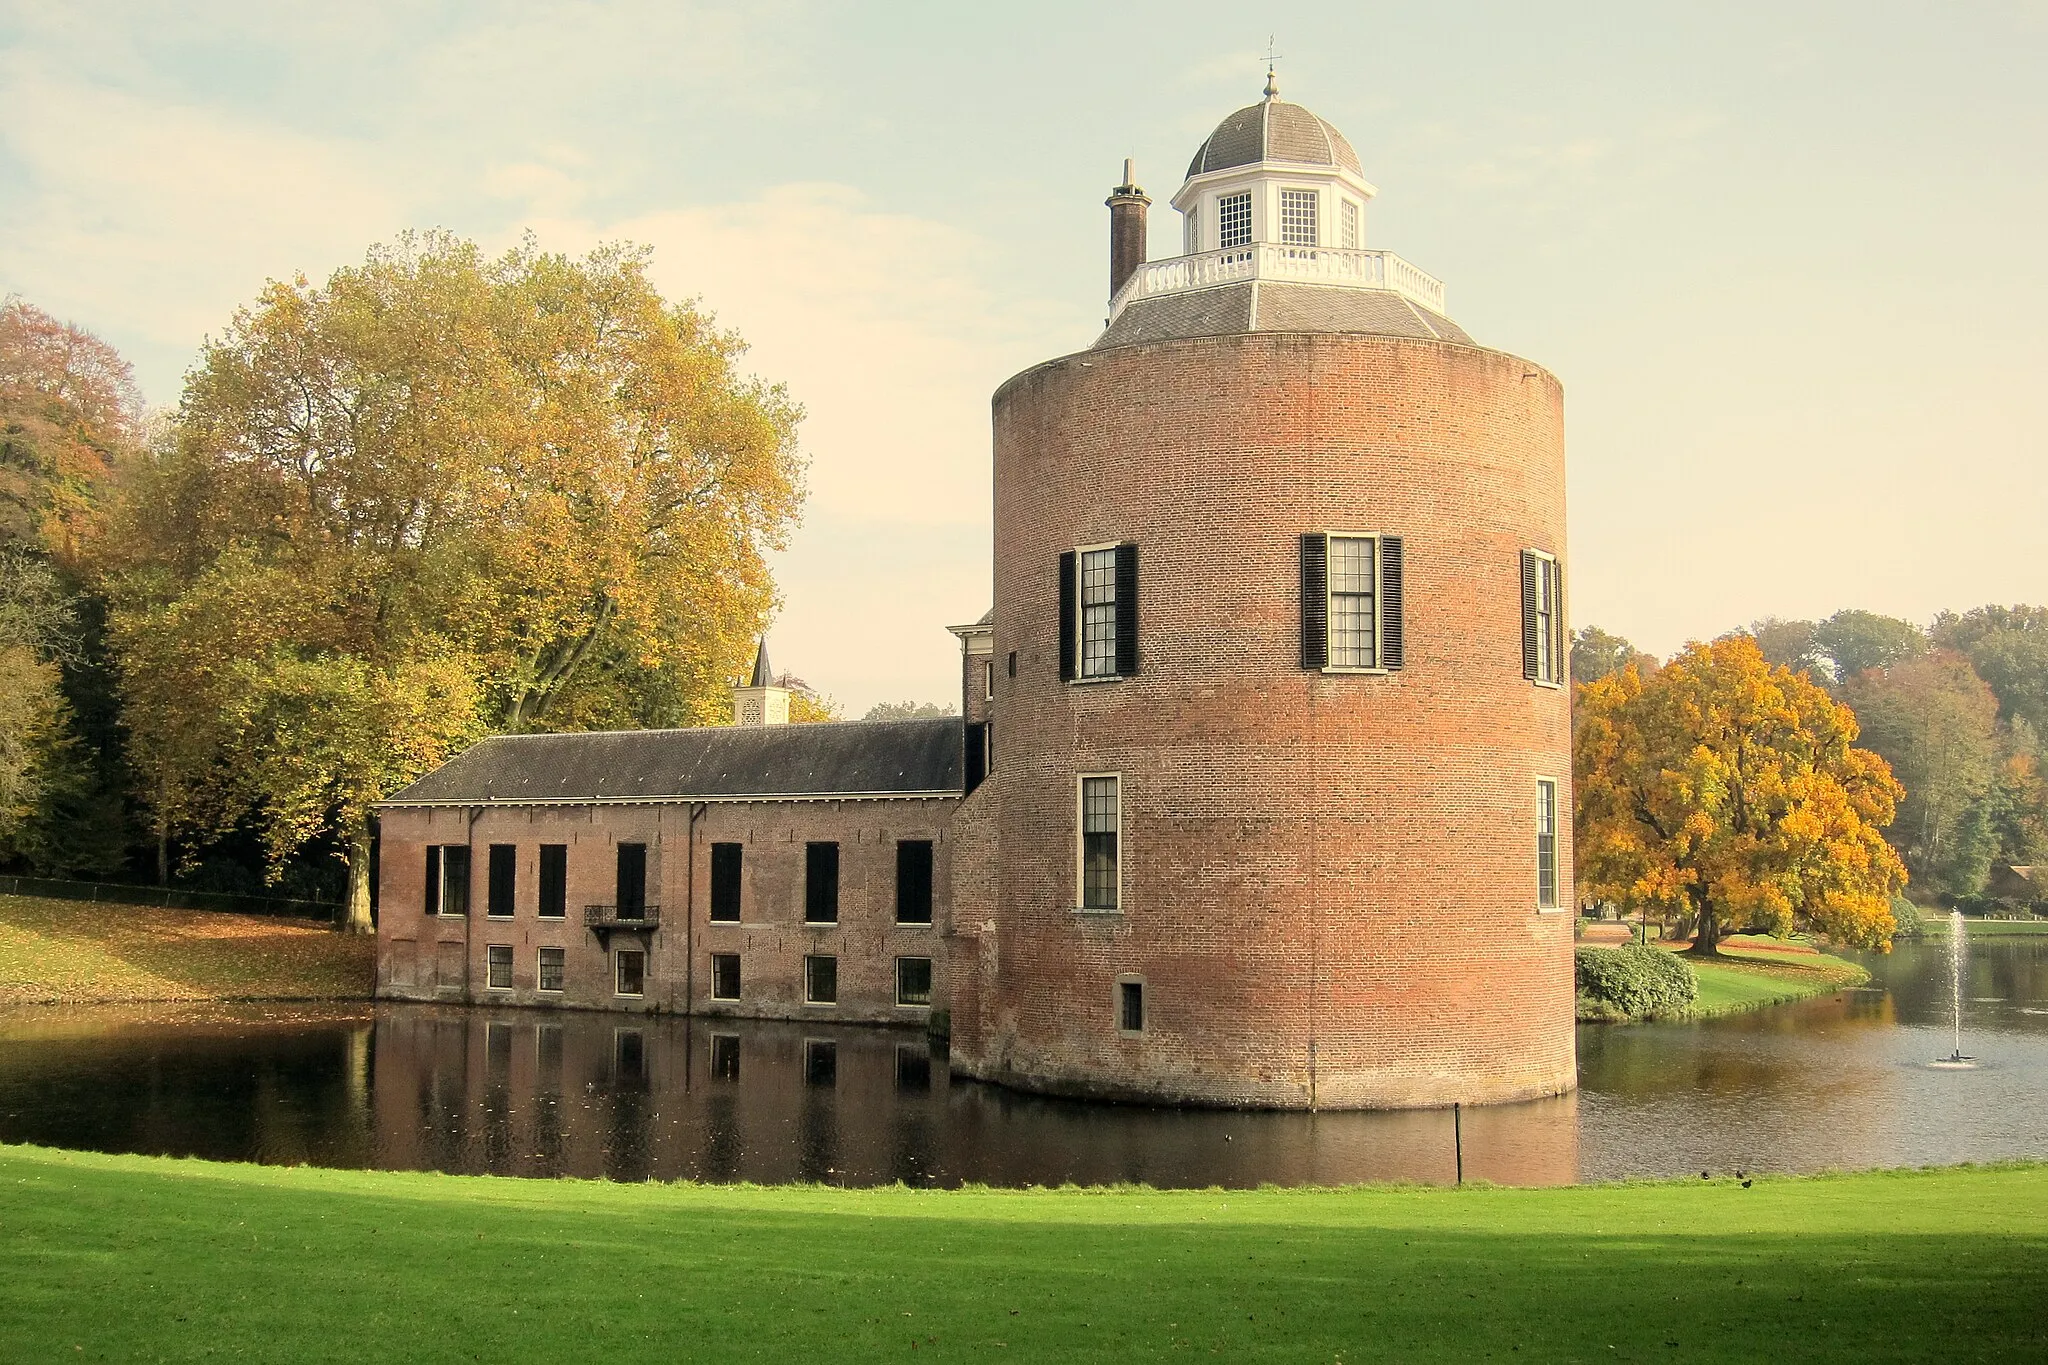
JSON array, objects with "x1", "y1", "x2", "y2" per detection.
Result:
[{"x1": 1185, "y1": 82, "x2": 1363, "y2": 179}]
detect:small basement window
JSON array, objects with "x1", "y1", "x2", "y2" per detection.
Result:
[
  {"x1": 804, "y1": 954, "x2": 838, "y2": 1005},
  {"x1": 1119, "y1": 980, "x2": 1145, "y2": 1034},
  {"x1": 615, "y1": 949, "x2": 645, "y2": 997},
  {"x1": 486, "y1": 944, "x2": 513, "y2": 990},
  {"x1": 896, "y1": 956, "x2": 933, "y2": 1007},
  {"x1": 537, "y1": 946, "x2": 565, "y2": 993},
  {"x1": 710, "y1": 952, "x2": 741, "y2": 1001}
]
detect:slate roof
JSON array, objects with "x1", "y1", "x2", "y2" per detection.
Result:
[
  {"x1": 381, "y1": 718, "x2": 964, "y2": 807},
  {"x1": 1095, "y1": 282, "x2": 1473, "y2": 350},
  {"x1": 1186, "y1": 100, "x2": 1364, "y2": 178}
]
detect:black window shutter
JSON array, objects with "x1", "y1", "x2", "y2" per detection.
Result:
[
  {"x1": 964, "y1": 721, "x2": 987, "y2": 793},
  {"x1": 1551, "y1": 558, "x2": 1567, "y2": 684},
  {"x1": 1114, "y1": 542, "x2": 1139, "y2": 676},
  {"x1": 424, "y1": 845, "x2": 441, "y2": 916},
  {"x1": 1520, "y1": 551, "x2": 1541, "y2": 680},
  {"x1": 1380, "y1": 535, "x2": 1405, "y2": 670},
  {"x1": 1300, "y1": 534, "x2": 1329, "y2": 669},
  {"x1": 1058, "y1": 551, "x2": 1077, "y2": 681}
]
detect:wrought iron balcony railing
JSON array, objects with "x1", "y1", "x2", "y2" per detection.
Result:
[{"x1": 585, "y1": 903, "x2": 661, "y2": 929}]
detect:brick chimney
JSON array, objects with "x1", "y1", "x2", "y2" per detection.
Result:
[{"x1": 1106, "y1": 158, "x2": 1149, "y2": 301}]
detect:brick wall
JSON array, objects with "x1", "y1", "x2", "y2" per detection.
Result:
[
  {"x1": 951, "y1": 330, "x2": 1576, "y2": 1108},
  {"x1": 377, "y1": 796, "x2": 957, "y2": 1026}
]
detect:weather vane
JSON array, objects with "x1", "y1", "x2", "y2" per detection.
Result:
[{"x1": 1263, "y1": 34, "x2": 1282, "y2": 98}]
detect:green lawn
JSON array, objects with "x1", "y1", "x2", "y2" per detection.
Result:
[
  {"x1": 0, "y1": 894, "x2": 373, "y2": 1005},
  {"x1": 1920, "y1": 918, "x2": 2048, "y2": 936},
  {"x1": 1683, "y1": 940, "x2": 1869, "y2": 1018},
  {"x1": 1, "y1": 1146, "x2": 2043, "y2": 1362}
]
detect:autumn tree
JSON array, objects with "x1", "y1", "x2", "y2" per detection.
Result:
[
  {"x1": 1933, "y1": 605, "x2": 2048, "y2": 739},
  {"x1": 1575, "y1": 635, "x2": 1905, "y2": 953},
  {"x1": 0, "y1": 299, "x2": 143, "y2": 874},
  {"x1": 99, "y1": 233, "x2": 806, "y2": 931},
  {"x1": 1740, "y1": 617, "x2": 1827, "y2": 681}
]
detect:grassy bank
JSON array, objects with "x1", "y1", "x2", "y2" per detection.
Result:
[
  {"x1": 0, "y1": 894, "x2": 372, "y2": 1005},
  {"x1": 0, "y1": 1146, "x2": 2042, "y2": 1362},
  {"x1": 1918, "y1": 917, "x2": 2048, "y2": 936},
  {"x1": 1577, "y1": 937, "x2": 1868, "y2": 1022}
]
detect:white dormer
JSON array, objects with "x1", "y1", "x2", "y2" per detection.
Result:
[{"x1": 1170, "y1": 72, "x2": 1378, "y2": 256}]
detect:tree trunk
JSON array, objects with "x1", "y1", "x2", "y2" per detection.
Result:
[
  {"x1": 342, "y1": 824, "x2": 374, "y2": 935},
  {"x1": 1689, "y1": 900, "x2": 1722, "y2": 957}
]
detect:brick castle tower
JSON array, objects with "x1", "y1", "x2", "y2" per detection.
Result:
[{"x1": 945, "y1": 74, "x2": 1577, "y2": 1108}]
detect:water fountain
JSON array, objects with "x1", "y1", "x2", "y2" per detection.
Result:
[{"x1": 1930, "y1": 909, "x2": 1978, "y2": 1069}]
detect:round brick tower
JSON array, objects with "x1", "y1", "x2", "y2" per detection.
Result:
[{"x1": 949, "y1": 77, "x2": 1576, "y2": 1109}]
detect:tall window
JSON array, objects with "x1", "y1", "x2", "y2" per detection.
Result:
[
  {"x1": 616, "y1": 842, "x2": 647, "y2": 919},
  {"x1": 1185, "y1": 206, "x2": 1200, "y2": 253},
  {"x1": 1060, "y1": 544, "x2": 1137, "y2": 681},
  {"x1": 896, "y1": 957, "x2": 933, "y2": 1007},
  {"x1": 1080, "y1": 775, "x2": 1120, "y2": 911},
  {"x1": 486, "y1": 845, "x2": 516, "y2": 918},
  {"x1": 614, "y1": 949, "x2": 645, "y2": 997},
  {"x1": 1521, "y1": 551, "x2": 1564, "y2": 685},
  {"x1": 710, "y1": 952, "x2": 741, "y2": 1001},
  {"x1": 1339, "y1": 199, "x2": 1361, "y2": 249},
  {"x1": 427, "y1": 845, "x2": 470, "y2": 916},
  {"x1": 1329, "y1": 535, "x2": 1378, "y2": 669},
  {"x1": 1536, "y1": 779, "x2": 1560, "y2": 910},
  {"x1": 710, "y1": 843, "x2": 742, "y2": 922},
  {"x1": 804, "y1": 842, "x2": 839, "y2": 924},
  {"x1": 486, "y1": 944, "x2": 513, "y2": 990},
  {"x1": 1079, "y1": 547, "x2": 1118, "y2": 679},
  {"x1": 537, "y1": 844, "x2": 566, "y2": 918},
  {"x1": 804, "y1": 954, "x2": 838, "y2": 1005},
  {"x1": 895, "y1": 840, "x2": 934, "y2": 925},
  {"x1": 983, "y1": 660, "x2": 994, "y2": 700},
  {"x1": 1219, "y1": 192, "x2": 1252, "y2": 248},
  {"x1": 1300, "y1": 533, "x2": 1405, "y2": 672},
  {"x1": 537, "y1": 946, "x2": 565, "y2": 993},
  {"x1": 1280, "y1": 189, "x2": 1318, "y2": 246}
]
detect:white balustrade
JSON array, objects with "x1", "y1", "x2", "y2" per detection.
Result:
[{"x1": 1109, "y1": 244, "x2": 1447, "y2": 324}]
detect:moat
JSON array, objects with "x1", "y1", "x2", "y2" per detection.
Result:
[{"x1": 2, "y1": 937, "x2": 2044, "y2": 1187}]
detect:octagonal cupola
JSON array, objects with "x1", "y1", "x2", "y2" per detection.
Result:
[{"x1": 1169, "y1": 71, "x2": 1378, "y2": 256}]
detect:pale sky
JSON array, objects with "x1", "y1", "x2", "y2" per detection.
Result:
[{"x1": 4, "y1": 2, "x2": 2044, "y2": 715}]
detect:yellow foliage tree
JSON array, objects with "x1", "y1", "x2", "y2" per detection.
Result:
[
  {"x1": 1574, "y1": 635, "x2": 1906, "y2": 953},
  {"x1": 98, "y1": 233, "x2": 805, "y2": 931}
]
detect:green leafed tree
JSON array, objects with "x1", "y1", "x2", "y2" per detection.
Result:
[
  {"x1": 1813, "y1": 609, "x2": 1926, "y2": 687},
  {"x1": 97, "y1": 232, "x2": 806, "y2": 930}
]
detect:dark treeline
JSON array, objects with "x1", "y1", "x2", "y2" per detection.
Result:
[{"x1": 1575, "y1": 609, "x2": 2048, "y2": 903}]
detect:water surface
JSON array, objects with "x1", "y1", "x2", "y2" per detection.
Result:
[{"x1": 2, "y1": 936, "x2": 2042, "y2": 1187}]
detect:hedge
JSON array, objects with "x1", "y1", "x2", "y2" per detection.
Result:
[{"x1": 1574, "y1": 945, "x2": 1698, "y2": 1020}]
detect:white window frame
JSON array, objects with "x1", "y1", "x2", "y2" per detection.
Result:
[
  {"x1": 1323, "y1": 531, "x2": 1387, "y2": 674},
  {"x1": 1076, "y1": 772, "x2": 1123, "y2": 914},
  {"x1": 1536, "y1": 777, "x2": 1562, "y2": 911},
  {"x1": 536, "y1": 945, "x2": 565, "y2": 993},
  {"x1": 1339, "y1": 199, "x2": 1361, "y2": 249},
  {"x1": 803, "y1": 953, "x2": 838, "y2": 1006},
  {"x1": 614, "y1": 948, "x2": 646, "y2": 998},
  {"x1": 983, "y1": 659, "x2": 994, "y2": 700},
  {"x1": 709, "y1": 951, "x2": 741, "y2": 1001},
  {"x1": 1184, "y1": 206, "x2": 1200, "y2": 254},
  {"x1": 1529, "y1": 549, "x2": 1563, "y2": 688},
  {"x1": 1279, "y1": 187, "x2": 1319, "y2": 248},
  {"x1": 485, "y1": 943, "x2": 513, "y2": 991},
  {"x1": 1218, "y1": 191, "x2": 1253, "y2": 250},
  {"x1": 1073, "y1": 541, "x2": 1121, "y2": 683}
]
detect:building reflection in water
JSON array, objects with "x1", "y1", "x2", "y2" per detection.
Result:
[{"x1": 365, "y1": 1005, "x2": 1579, "y2": 1188}]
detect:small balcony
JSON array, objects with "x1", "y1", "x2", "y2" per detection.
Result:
[
  {"x1": 1107, "y1": 243, "x2": 1446, "y2": 326},
  {"x1": 585, "y1": 903, "x2": 660, "y2": 947}
]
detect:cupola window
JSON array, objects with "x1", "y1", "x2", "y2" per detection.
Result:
[
  {"x1": 1280, "y1": 189, "x2": 1318, "y2": 247},
  {"x1": 1340, "y1": 200, "x2": 1360, "y2": 249},
  {"x1": 1218, "y1": 192, "x2": 1252, "y2": 249}
]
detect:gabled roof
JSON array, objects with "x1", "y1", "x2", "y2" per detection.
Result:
[{"x1": 381, "y1": 717, "x2": 965, "y2": 807}]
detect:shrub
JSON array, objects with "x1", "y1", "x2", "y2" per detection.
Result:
[
  {"x1": 1574, "y1": 945, "x2": 1698, "y2": 1019},
  {"x1": 1890, "y1": 895, "x2": 1926, "y2": 940}
]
